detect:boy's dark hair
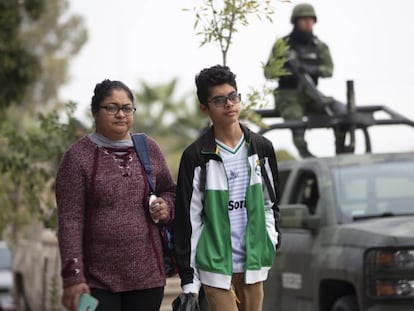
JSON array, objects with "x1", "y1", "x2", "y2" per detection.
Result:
[
  {"x1": 91, "y1": 79, "x2": 134, "y2": 113},
  {"x1": 195, "y1": 65, "x2": 237, "y2": 105}
]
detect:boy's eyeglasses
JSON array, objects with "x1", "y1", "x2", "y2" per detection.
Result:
[
  {"x1": 208, "y1": 93, "x2": 241, "y2": 108},
  {"x1": 100, "y1": 104, "x2": 136, "y2": 115}
]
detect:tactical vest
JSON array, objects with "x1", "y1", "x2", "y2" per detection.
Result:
[{"x1": 279, "y1": 34, "x2": 322, "y2": 89}]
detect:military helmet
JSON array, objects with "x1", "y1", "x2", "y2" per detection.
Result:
[{"x1": 290, "y1": 3, "x2": 317, "y2": 24}]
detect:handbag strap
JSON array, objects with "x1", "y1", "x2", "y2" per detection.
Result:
[{"x1": 131, "y1": 133, "x2": 155, "y2": 194}]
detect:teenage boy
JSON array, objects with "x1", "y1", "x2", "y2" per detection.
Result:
[{"x1": 173, "y1": 65, "x2": 281, "y2": 311}]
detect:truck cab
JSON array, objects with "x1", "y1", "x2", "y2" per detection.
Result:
[{"x1": 263, "y1": 152, "x2": 414, "y2": 311}]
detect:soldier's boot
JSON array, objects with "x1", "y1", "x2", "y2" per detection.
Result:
[{"x1": 292, "y1": 129, "x2": 314, "y2": 158}]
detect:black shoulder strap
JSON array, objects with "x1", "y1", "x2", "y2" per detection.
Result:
[
  {"x1": 262, "y1": 162, "x2": 277, "y2": 203},
  {"x1": 131, "y1": 133, "x2": 155, "y2": 194}
]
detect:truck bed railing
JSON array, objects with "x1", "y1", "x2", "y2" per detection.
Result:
[{"x1": 255, "y1": 105, "x2": 414, "y2": 153}]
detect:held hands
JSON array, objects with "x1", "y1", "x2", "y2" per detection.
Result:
[{"x1": 149, "y1": 195, "x2": 170, "y2": 223}]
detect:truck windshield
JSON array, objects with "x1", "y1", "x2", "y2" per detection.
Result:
[{"x1": 333, "y1": 161, "x2": 414, "y2": 219}]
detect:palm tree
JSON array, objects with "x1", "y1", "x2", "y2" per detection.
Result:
[{"x1": 134, "y1": 79, "x2": 206, "y2": 176}]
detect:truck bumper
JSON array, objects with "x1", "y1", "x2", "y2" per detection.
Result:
[{"x1": 367, "y1": 304, "x2": 414, "y2": 311}]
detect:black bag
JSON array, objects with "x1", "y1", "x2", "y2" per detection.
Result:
[
  {"x1": 172, "y1": 293, "x2": 200, "y2": 311},
  {"x1": 131, "y1": 133, "x2": 178, "y2": 277},
  {"x1": 159, "y1": 223, "x2": 178, "y2": 277}
]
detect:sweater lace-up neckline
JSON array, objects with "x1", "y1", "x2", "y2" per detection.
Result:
[{"x1": 102, "y1": 147, "x2": 135, "y2": 177}]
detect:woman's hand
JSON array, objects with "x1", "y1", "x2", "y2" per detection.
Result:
[
  {"x1": 149, "y1": 197, "x2": 170, "y2": 223},
  {"x1": 62, "y1": 282, "x2": 90, "y2": 311}
]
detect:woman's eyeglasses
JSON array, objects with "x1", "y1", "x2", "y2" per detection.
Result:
[{"x1": 100, "y1": 104, "x2": 136, "y2": 115}]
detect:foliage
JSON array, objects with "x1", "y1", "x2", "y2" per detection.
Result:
[
  {"x1": 186, "y1": 0, "x2": 289, "y2": 130},
  {"x1": 0, "y1": 0, "x2": 43, "y2": 108},
  {"x1": 263, "y1": 36, "x2": 290, "y2": 79},
  {"x1": 187, "y1": 0, "x2": 276, "y2": 65},
  {"x1": 0, "y1": 0, "x2": 87, "y2": 111},
  {"x1": 0, "y1": 0, "x2": 87, "y2": 241},
  {"x1": 19, "y1": 0, "x2": 88, "y2": 111},
  {"x1": 49, "y1": 272, "x2": 61, "y2": 311},
  {"x1": 134, "y1": 79, "x2": 206, "y2": 176},
  {"x1": 276, "y1": 149, "x2": 296, "y2": 162},
  {"x1": 241, "y1": 84, "x2": 275, "y2": 128},
  {"x1": 0, "y1": 103, "x2": 83, "y2": 238}
]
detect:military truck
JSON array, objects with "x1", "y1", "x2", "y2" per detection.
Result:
[
  {"x1": 262, "y1": 152, "x2": 414, "y2": 311},
  {"x1": 257, "y1": 56, "x2": 414, "y2": 310}
]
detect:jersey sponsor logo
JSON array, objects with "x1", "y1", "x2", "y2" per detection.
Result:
[
  {"x1": 228, "y1": 170, "x2": 239, "y2": 181},
  {"x1": 228, "y1": 200, "x2": 246, "y2": 211}
]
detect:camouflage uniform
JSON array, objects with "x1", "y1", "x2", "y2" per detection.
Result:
[{"x1": 264, "y1": 3, "x2": 335, "y2": 157}]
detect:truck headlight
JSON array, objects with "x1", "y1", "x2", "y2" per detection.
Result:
[{"x1": 365, "y1": 248, "x2": 414, "y2": 299}]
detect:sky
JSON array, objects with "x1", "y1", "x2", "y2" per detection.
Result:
[{"x1": 60, "y1": 0, "x2": 414, "y2": 158}]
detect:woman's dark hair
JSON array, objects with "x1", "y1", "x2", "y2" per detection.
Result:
[
  {"x1": 91, "y1": 79, "x2": 134, "y2": 113},
  {"x1": 195, "y1": 65, "x2": 237, "y2": 105}
]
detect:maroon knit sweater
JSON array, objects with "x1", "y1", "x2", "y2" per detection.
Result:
[{"x1": 55, "y1": 135, "x2": 176, "y2": 292}]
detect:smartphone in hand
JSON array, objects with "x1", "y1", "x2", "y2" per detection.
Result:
[{"x1": 78, "y1": 293, "x2": 99, "y2": 311}]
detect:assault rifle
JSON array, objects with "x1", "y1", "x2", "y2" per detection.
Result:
[{"x1": 286, "y1": 51, "x2": 346, "y2": 117}]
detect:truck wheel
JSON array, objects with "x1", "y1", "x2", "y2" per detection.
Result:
[{"x1": 331, "y1": 295, "x2": 358, "y2": 311}]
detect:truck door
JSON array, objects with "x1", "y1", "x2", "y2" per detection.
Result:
[{"x1": 279, "y1": 169, "x2": 319, "y2": 311}]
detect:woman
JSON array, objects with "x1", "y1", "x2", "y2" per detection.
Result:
[{"x1": 56, "y1": 79, "x2": 176, "y2": 311}]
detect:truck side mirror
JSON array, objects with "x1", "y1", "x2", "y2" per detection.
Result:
[{"x1": 279, "y1": 204, "x2": 320, "y2": 231}]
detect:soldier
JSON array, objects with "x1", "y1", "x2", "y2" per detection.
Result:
[{"x1": 264, "y1": 3, "x2": 344, "y2": 157}]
